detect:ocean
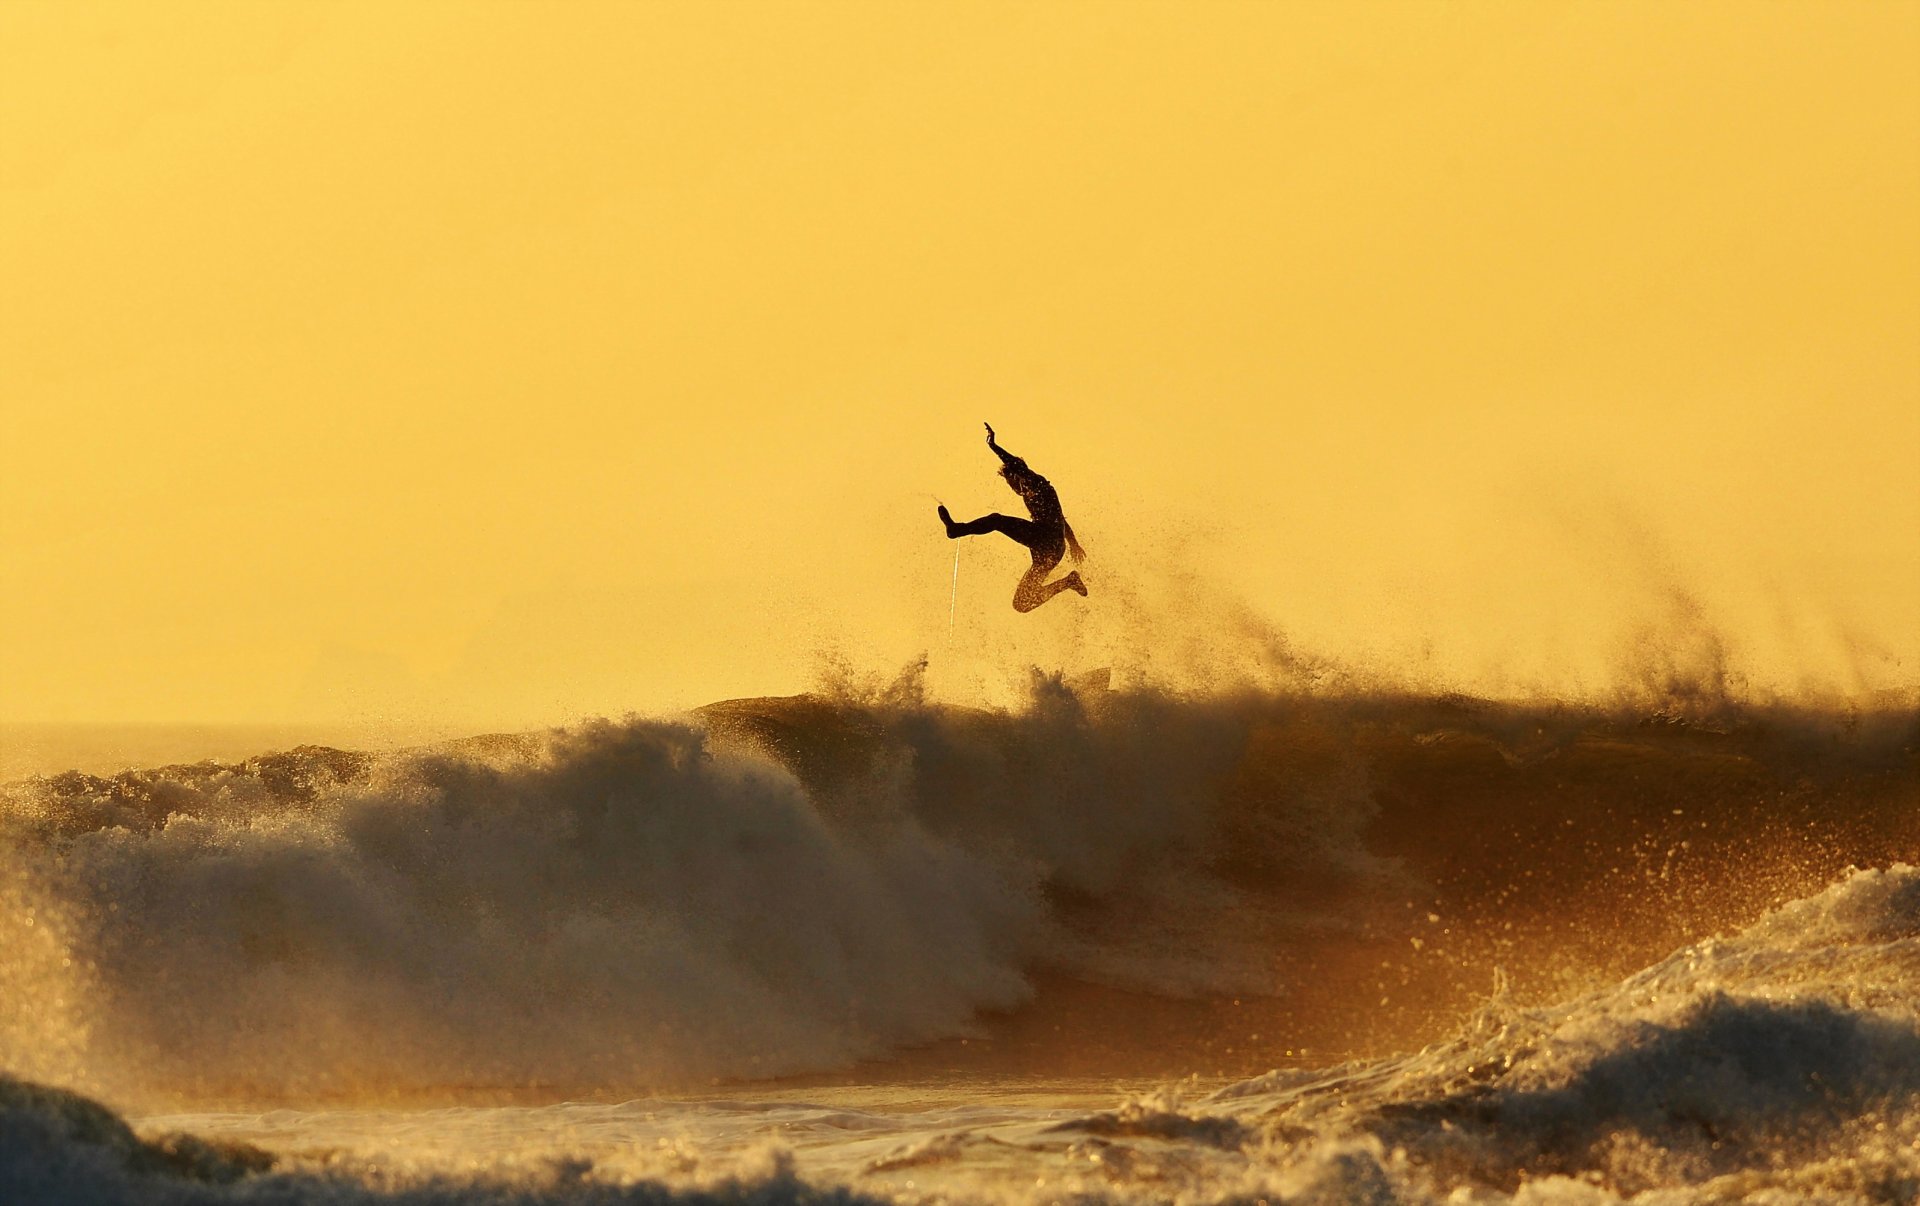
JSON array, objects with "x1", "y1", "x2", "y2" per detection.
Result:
[{"x1": 3, "y1": 677, "x2": 1917, "y2": 1203}]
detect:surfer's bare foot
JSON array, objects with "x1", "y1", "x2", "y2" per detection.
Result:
[
  {"x1": 938, "y1": 504, "x2": 959, "y2": 537},
  {"x1": 1066, "y1": 571, "x2": 1088, "y2": 596}
]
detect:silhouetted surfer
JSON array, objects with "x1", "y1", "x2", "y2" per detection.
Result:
[{"x1": 939, "y1": 423, "x2": 1088, "y2": 612}]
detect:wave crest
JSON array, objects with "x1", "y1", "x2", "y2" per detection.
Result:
[{"x1": 2, "y1": 682, "x2": 1913, "y2": 1102}]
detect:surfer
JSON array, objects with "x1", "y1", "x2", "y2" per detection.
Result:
[{"x1": 938, "y1": 423, "x2": 1088, "y2": 612}]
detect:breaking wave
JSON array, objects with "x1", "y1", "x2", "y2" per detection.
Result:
[
  {"x1": 11, "y1": 865, "x2": 1920, "y2": 1202},
  {"x1": 1, "y1": 674, "x2": 1914, "y2": 1106}
]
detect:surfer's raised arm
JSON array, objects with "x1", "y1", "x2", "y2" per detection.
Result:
[{"x1": 984, "y1": 422, "x2": 1020, "y2": 469}]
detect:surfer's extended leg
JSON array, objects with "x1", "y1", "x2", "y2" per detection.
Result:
[{"x1": 939, "y1": 507, "x2": 1040, "y2": 547}]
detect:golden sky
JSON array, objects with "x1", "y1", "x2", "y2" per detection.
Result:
[{"x1": 3, "y1": 2, "x2": 1916, "y2": 726}]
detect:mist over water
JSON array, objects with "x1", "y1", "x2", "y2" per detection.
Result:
[{"x1": 2, "y1": 655, "x2": 1916, "y2": 1202}]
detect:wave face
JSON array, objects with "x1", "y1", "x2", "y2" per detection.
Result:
[
  {"x1": 1, "y1": 678, "x2": 1915, "y2": 1103},
  {"x1": 1203, "y1": 863, "x2": 1920, "y2": 1201}
]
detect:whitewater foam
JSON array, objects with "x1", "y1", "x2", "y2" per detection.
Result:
[
  {"x1": 10, "y1": 866, "x2": 1920, "y2": 1202},
  {"x1": 3, "y1": 717, "x2": 1053, "y2": 1099}
]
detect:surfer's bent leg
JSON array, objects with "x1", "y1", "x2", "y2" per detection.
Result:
[{"x1": 1011, "y1": 546, "x2": 1087, "y2": 612}]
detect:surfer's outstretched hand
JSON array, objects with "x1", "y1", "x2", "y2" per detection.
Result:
[{"x1": 984, "y1": 422, "x2": 996, "y2": 444}]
